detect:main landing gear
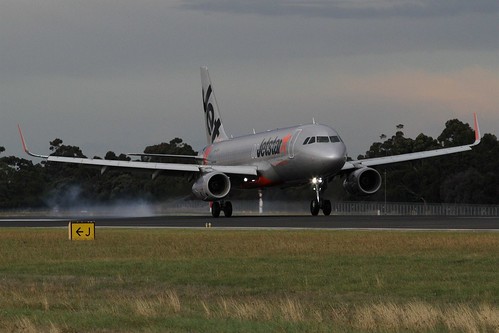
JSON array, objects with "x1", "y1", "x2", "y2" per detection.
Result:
[
  {"x1": 211, "y1": 200, "x2": 233, "y2": 218},
  {"x1": 310, "y1": 177, "x2": 332, "y2": 216}
]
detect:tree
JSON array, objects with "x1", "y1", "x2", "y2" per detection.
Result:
[
  {"x1": 0, "y1": 155, "x2": 45, "y2": 208},
  {"x1": 438, "y1": 119, "x2": 474, "y2": 147},
  {"x1": 143, "y1": 138, "x2": 196, "y2": 163},
  {"x1": 49, "y1": 138, "x2": 86, "y2": 158},
  {"x1": 105, "y1": 151, "x2": 130, "y2": 161},
  {"x1": 356, "y1": 118, "x2": 493, "y2": 204},
  {"x1": 141, "y1": 138, "x2": 198, "y2": 198}
]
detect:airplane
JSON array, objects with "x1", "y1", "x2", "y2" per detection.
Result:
[{"x1": 19, "y1": 67, "x2": 481, "y2": 217}]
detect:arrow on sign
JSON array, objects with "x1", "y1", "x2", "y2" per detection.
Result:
[{"x1": 76, "y1": 227, "x2": 83, "y2": 237}]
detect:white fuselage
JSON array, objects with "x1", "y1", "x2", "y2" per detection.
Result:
[{"x1": 201, "y1": 124, "x2": 347, "y2": 188}]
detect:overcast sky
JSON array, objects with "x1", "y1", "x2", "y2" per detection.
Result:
[{"x1": 1, "y1": 0, "x2": 498, "y2": 159}]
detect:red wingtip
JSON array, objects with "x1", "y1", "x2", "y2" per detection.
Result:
[
  {"x1": 472, "y1": 113, "x2": 481, "y2": 145},
  {"x1": 17, "y1": 124, "x2": 48, "y2": 158},
  {"x1": 17, "y1": 124, "x2": 29, "y2": 153}
]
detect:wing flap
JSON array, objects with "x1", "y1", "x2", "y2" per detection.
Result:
[
  {"x1": 127, "y1": 153, "x2": 203, "y2": 162},
  {"x1": 204, "y1": 165, "x2": 258, "y2": 175}
]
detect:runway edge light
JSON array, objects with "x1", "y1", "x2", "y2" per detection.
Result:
[{"x1": 69, "y1": 221, "x2": 95, "y2": 241}]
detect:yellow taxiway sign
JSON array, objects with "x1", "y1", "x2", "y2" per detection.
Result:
[{"x1": 68, "y1": 221, "x2": 95, "y2": 240}]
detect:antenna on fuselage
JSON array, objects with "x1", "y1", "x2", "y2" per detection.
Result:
[{"x1": 312, "y1": 118, "x2": 316, "y2": 124}]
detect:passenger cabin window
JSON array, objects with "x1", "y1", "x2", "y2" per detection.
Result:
[
  {"x1": 303, "y1": 137, "x2": 310, "y2": 145},
  {"x1": 317, "y1": 136, "x2": 329, "y2": 143}
]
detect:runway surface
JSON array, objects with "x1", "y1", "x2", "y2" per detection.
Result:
[{"x1": 0, "y1": 215, "x2": 498, "y2": 230}]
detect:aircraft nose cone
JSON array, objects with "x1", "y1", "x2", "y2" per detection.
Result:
[
  {"x1": 323, "y1": 144, "x2": 347, "y2": 170},
  {"x1": 306, "y1": 143, "x2": 347, "y2": 175}
]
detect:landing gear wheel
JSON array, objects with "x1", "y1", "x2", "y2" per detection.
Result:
[
  {"x1": 322, "y1": 200, "x2": 332, "y2": 216},
  {"x1": 211, "y1": 202, "x2": 221, "y2": 218},
  {"x1": 310, "y1": 176, "x2": 333, "y2": 216},
  {"x1": 310, "y1": 199, "x2": 320, "y2": 216},
  {"x1": 223, "y1": 201, "x2": 233, "y2": 217}
]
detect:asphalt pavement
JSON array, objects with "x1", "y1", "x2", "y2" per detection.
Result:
[{"x1": 1, "y1": 214, "x2": 498, "y2": 230}]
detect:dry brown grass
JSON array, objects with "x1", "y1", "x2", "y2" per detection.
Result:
[
  {"x1": 279, "y1": 297, "x2": 305, "y2": 322},
  {"x1": 6, "y1": 317, "x2": 67, "y2": 333},
  {"x1": 131, "y1": 290, "x2": 182, "y2": 317},
  {"x1": 217, "y1": 297, "x2": 273, "y2": 320},
  {"x1": 165, "y1": 289, "x2": 182, "y2": 313},
  {"x1": 442, "y1": 303, "x2": 499, "y2": 333},
  {"x1": 353, "y1": 301, "x2": 437, "y2": 331},
  {"x1": 203, "y1": 296, "x2": 499, "y2": 332},
  {"x1": 351, "y1": 301, "x2": 499, "y2": 333},
  {"x1": 211, "y1": 296, "x2": 305, "y2": 322}
]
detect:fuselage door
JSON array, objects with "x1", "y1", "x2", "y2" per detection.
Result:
[{"x1": 288, "y1": 129, "x2": 302, "y2": 159}]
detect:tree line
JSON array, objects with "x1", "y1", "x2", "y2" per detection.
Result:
[{"x1": 0, "y1": 118, "x2": 497, "y2": 210}]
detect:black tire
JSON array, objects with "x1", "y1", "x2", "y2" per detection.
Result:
[
  {"x1": 211, "y1": 202, "x2": 221, "y2": 218},
  {"x1": 310, "y1": 199, "x2": 320, "y2": 216},
  {"x1": 223, "y1": 201, "x2": 233, "y2": 217},
  {"x1": 322, "y1": 200, "x2": 332, "y2": 216}
]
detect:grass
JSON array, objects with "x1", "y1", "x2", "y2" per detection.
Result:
[{"x1": 0, "y1": 228, "x2": 497, "y2": 332}]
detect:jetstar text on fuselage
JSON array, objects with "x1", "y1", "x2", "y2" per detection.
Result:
[{"x1": 256, "y1": 136, "x2": 288, "y2": 158}]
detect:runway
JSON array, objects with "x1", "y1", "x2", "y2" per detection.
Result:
[{"x1": 0, "y1": 215, "x2": 498, "y2": 231}]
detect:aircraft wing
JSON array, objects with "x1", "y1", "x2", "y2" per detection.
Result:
[
  {"x1": 341, "y1": 113, "x2": 481, "y2": 171},
  {"x1": 18, "y1": 126, "x2": 257, "y2": 176},
  {"x1": 45, "y1": 156, "x2": 257, "y2": 175}
]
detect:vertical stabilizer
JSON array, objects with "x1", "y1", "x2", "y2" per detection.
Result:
[{"x1": 201, "y1": 66, "x2": 229, "y2": 144}]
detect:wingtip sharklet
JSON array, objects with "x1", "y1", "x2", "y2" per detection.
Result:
[
  {"x1": 17, "y1": 124, "x2": 28, "y2": 153},
  {"x1": 17, "y1": 124, "x2": 48, "y2": 158},
  {"x1": 472, "y1": 113, "x2": 481, "y2": 146}
]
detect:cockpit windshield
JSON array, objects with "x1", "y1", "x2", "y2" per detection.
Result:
[{"x1": 302, "y1": 135, "x2": 342, "y2": 145}]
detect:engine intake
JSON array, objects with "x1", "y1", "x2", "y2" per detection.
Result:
[
  {"x1": 343, "y1": 167, "x2": 382, "y2": 195},
  {"x1": 192, "y1": 171, "x2": 231, "y2": 201}
]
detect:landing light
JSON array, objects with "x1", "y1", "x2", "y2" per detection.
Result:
[{"x1": 312, "y1": 177, "x2": 323, "y2": 185}]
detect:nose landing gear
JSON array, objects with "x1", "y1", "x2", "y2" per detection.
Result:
[{"x1": 310, "y1": 177, "x2": 332, "y2": 216}]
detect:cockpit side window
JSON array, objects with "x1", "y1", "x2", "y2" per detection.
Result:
[
  {"x1": 308, "y1": 137, "x2": 316, "y2": 144},
  {"x1": 303, "y1": 137, "x2": 310, "y2": 145},
  {"x1": 329, "y1": 136, "x2": 340, "y2": 143}
]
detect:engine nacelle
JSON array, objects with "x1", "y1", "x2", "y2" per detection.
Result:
[
  {"x1": 192, "y1": 172, "x2": 231, "y2": 201},
  {"x1": 343, "y1": 167, "x2": 382, "y2": 196}
]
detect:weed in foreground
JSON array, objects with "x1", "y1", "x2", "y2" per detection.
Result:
[{"x1": 352, "y1": 301, "x2": 499, "y2": 333}]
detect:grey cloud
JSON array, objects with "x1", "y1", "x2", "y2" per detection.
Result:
[
  {"x1": 0, "y1": 2, "x2": 201, "y2": 79},
  {"x1": 180, "y1": 0, "x2": 498, "y2": 19}
]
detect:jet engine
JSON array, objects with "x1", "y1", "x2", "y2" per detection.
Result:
[
  {"x1": 192, "y1": 171, "x2": 231, "y2": 201},
  {"x1": 343, "y1": 167, "x2": 382, "y2": 195}
]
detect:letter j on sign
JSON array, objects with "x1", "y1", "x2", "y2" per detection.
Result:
[{"x1": 69, "y1": 222, "x2": 95, "y2": 240}]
